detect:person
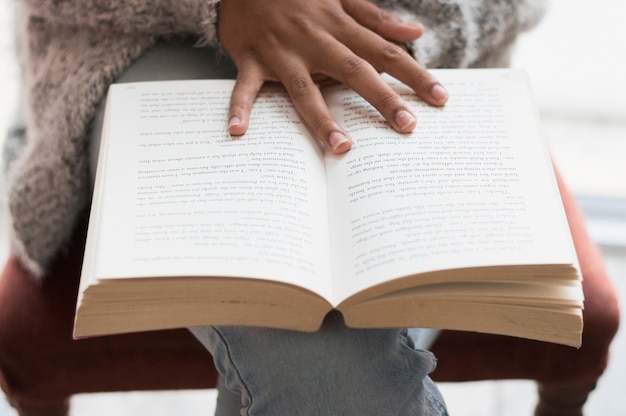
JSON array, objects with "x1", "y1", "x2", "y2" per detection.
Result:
[{"x1": 8, "y1": 0, "x2": 547, "y2": 414}]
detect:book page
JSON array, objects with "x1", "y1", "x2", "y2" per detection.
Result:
[
  {"x1": 324, "y1": 69, "x2": 577, "y2": 303},
  {"x1": 89, "y1": 80, "x2": 333, "y2": 298}
]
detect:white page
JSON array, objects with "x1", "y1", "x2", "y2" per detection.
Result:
[
  {"x1": 324, "y1": 69, "x2": 577, "y2": 302},
  {"x1": 90, "y1": 80, "x2": 333, "y2": 299}
]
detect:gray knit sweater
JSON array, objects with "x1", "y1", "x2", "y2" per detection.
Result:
[{"x1": 10, "y1": 0, "x2": 546, "y2": 279}]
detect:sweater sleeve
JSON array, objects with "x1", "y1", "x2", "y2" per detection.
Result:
[
  {"x1": 18, "y1": 0, "x2": 222, "y2": 46},
  {"x1": 19, "y1": 0, "x2": 544, "y2": 66},
  {"x1": 377, "y1": 0, "x2": 547, "y2": 68}
]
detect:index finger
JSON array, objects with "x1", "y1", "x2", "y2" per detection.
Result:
[
  {"x1": 278, "y1": 61, "x2": 354, "y2": 153},
  {"x1": 340, "y1": 24, "x2": 448, "y2": 107}
]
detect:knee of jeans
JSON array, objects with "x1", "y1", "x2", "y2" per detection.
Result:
[
  {"x1": 191, "y1": 315, "x2": 443, "y2": 415},
  {"x1": 197, "y1": 311, "x2": 436, "y2": 382}
]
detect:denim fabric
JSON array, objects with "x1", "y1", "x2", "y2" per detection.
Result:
[{"x1": 190, "y1": 311, "x2": 448, "y2": 416}]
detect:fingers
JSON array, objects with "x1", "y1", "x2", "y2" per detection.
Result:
[
  {"x1": 228, "y1": 63, "x2": 265, "y2": 136},
  {"x1": 230, "y1": 43, "x2": 443, "y2": 151},
  {"x1": 362, "y1": 41, "x2": 449, "y2": 108},
  {"x1": 338, "y1": 0, "x2": 447, "y2": 107},
  {"x1": 229, "y1": 57, "x2": 352, "y2": 153},
  {"x1": 220, "y1": 0, "x2": 448, "y2": 154},
  {"x1": 281, "y1": 65, "x2": 353, "y2": 153},
  {"x1": 320, "y1": 42, "x2": 417, "y2": 133},
  {"x1": 330, "y1": 15, "x2": 448, "y2": 108}
]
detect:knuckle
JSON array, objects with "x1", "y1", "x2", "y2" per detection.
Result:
[
  {"x1": 312, "y1": 115, "x2": 334, "y2": 133},
  {"x1": 377, "y1": 91, "x2": 400, "y2": 112},
  {"x1": 235, "y1": 74, "x2": 258, "y2": 90},
  {"x1": 289, "y1": 76, "x2": 315, "y2": 99},
  {"x1": 339, "y1": 55, "x2": 370, "y2": 79},
  {"x1": 362, "y1": 7, "x2": 397, "y2": 35},
  {"x1": 286, "y1": 13, "x2": 316, "y2": 37},
  {"x1": 373, "y1": 8, "x2": 394, "y2": 28},
  {"x1": 230, "y1": 101, "x2": 251, "y2": 114},
  {"x1": 381, "y1": 42, "x2": 406, "y2": 63}
]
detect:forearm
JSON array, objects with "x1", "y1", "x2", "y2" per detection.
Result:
[
  {"x1": 378, "y1": 0, "x2": 547, "y2": 68},
  {"x1": 18, "y1": 0, "x2": 221, "y2": 42}
]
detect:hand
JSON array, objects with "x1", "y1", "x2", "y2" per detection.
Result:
[{"x1": 218, "y1": 0, "x2": 448, "y2": 153}]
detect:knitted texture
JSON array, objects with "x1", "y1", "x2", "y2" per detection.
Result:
[{"x1": 9, "y1": 0, "x2": 545, "y2": 279}]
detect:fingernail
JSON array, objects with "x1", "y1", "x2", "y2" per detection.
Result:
[
  {"x1": 329, "y1": 131, "x2": 349, "y2": 151},
  {"x1": 229, "y1": 116, "x2": 241, "y2": 129},
  {"x1": 431, "y1": 84, "x2": 448, "y2": 102},
  {"x1": 395, "y1": 109, "x2": 416, "y2": 130}
]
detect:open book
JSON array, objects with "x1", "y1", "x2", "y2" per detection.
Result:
[{"x1": 74, "y1": 69, "x2": 583, "y2": 347}]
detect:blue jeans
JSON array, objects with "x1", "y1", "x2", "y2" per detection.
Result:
[
  {"x1": 88, "y1": 40, "x2": 448, "y2": 416},
  {"x1": 190, "y1": 312, "x2": 447, "y2": 415}
]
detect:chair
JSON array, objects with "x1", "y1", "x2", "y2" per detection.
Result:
[{"x1": 0, "y1": 126, "x2": 619, "y2": 415}]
